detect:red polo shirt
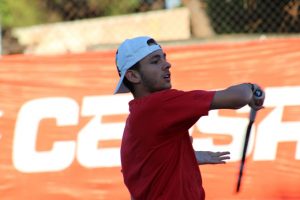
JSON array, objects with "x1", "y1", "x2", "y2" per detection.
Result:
[{"x1": 121, "y1": 89, "x2": 215, "y2": 200}]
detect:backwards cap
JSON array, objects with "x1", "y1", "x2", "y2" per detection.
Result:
[{"x1": 114, "y1": 36, "x2": 162, "y2": 94}]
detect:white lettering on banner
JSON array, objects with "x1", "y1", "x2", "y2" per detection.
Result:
[
  {"x1": 192, "y1": 108, "x2": 255, "y2": 162},
  {"x1": 12, "y1": 86, "x2": 300, "y2": 172},
  {"x1": 13, "y1": 98, "x2": 79, "y2": 173},
  {"x1": 193, "y1": 86, "x2": 300, "y2": 162},
  {"x1": 253, "y1": 86, "x2": 300, "y2": 160},
  {"x1": 77, "y1": 95, "x2": 131, "y2": 168}
]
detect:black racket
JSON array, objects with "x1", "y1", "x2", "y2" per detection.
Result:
[
  {"x1": 236, "y1": 87, "x2": 263, "y2": 192},
  {"x1": 236, "y1": 108, "x2": 257, "y2": 192}
]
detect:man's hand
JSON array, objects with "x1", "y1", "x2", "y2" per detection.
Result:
[
  {"x1": 248, "y1": 83, "x2": 265, "y2": 111},
  {"x1": 190, "y1": 136, "x2": 230, "y2": 165},
  {"x1": 195, "y1": 151, "x2": 230, "y2": 165}
]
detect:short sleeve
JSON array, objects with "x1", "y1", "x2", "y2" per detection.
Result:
[{"x1": 160, "y1": 89, "x2": 215, "y2": 131}]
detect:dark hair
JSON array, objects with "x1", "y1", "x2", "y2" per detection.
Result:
[{"x1": 122, "y1": 62, "x2": 141, "y2": 93}]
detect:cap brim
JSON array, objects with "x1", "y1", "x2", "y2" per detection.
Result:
[{"x1": 114, "y1": 72, "x2": 130, "y2": 94}]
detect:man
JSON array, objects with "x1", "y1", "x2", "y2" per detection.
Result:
[{"x1": 114, "y1": 36, "x2": 265, "y2": 200}]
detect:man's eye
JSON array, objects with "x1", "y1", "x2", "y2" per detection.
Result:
[{"x1": 151, "y1": 59, "x2": 159, "y2": 64}]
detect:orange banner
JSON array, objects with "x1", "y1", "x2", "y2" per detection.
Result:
[{"x1": 0, "y1": 38, "x2": 300, "y2": 199}]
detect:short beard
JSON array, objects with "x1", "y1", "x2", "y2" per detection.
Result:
[{"x1": 139, "y1": 71, "x2": 161, "y2": 93}]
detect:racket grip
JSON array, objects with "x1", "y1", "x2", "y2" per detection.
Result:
[{"x1": 249, "y1": 108, "x2": 257, "y2": 122}]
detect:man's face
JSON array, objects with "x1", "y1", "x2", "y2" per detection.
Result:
[{"x1": 138, "y1": 49, "x2": 172, "y2": 93}]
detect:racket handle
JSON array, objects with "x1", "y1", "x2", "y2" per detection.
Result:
[{"x1": 249, "y1": 108, "x2": 257, "y2": 122}]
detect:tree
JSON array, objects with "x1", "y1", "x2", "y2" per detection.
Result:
[{"x1": 0, "y1": 0, "x2": 45, "y2": 28}]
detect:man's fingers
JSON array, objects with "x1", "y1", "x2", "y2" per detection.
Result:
[
  {"x1": 219, "y1": 151, "x2": 230, "y2": 155},
  {"x1": 215, "y1": 152, "x2": 230, "y2": 162},
  {"x1": 215, "y1": 151, "x2": 230, "y2": 156},
  {"x1": 219, "y1": 156, "x2": 230, "y2": 161},
  {"x1": 212, "y1": 160, "x2": 227, "y2": 164}
]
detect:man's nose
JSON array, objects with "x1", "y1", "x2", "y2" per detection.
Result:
[{"x1": 162, "y1": 61, "x2": 171, "y2": 70}]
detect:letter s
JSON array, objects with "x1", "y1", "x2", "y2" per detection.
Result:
[{"x1": 193, "y1": 109, "x2": 255, "y2": 162}]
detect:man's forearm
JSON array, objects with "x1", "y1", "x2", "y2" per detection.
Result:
[{"x1": 210, "y1": 83, "x2": 254, "y2": 110}]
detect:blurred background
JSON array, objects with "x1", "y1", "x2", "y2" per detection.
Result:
[
  {"x1": 1, "y1": 0, "x2": 300, "y2": 55},
  {"x1": 1, "y1": 1, "x2": 300, "y2": 200}
]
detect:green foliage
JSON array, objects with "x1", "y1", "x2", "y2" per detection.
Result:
[
  {"x1": 85, "y1": 0, "x2": 140, "y2": 16},
  {"x1": 0, "y1": 0, "x2": 140, "y2": 28},
  {"x1": 0, "y1": 0, "x2": 45, "y2": 28},
  {"x1": 101, "y1": 0, "x2": 140, "y2": 16}
]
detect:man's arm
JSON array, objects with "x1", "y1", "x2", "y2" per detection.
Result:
[{"x1": 210, "y1": 83, "x2": 264, "y2": 110}]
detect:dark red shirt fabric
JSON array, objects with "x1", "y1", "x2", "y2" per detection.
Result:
[{"x1": 121, "y1": 89, "x2": 215, "y2": 200}]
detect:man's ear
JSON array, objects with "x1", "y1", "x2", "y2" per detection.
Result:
[{"x1": 125, "y1": 70, "x2": 141, "y2": 83}]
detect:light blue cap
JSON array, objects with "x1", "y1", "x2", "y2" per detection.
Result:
[{"x1": 114, "y1": 36, "x2": 162, "y2": 94}]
